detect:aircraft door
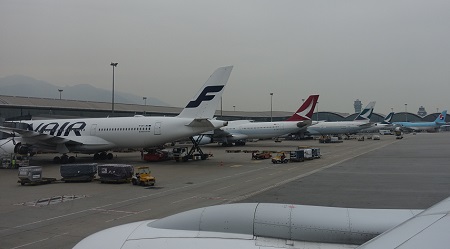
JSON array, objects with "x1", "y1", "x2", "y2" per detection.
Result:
[
  {"x1": 154, "y1": 122, "x2": 161, "y2": 135},
  {"x1": 90, "y1": 124, "x2": 97, "y2": 135}
]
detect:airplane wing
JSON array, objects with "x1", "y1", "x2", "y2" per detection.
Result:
[
  {"x1": 357, "y1": 196, "x2": 450, "y2": 249},
  {"x1": 0, "y1": 125, "x2": 75, "y2": 145},
  {"x1": 0, "y1": 125, "x2": 113, "y2": 150}
]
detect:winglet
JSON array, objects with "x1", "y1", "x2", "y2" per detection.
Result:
[
  {"x1": 285, "y1": 94, "x2": 319, "y2": 121},
  {"x1": 354, "y1": 101, "x2": 376, "y2": 121},
  {"x1": 177, "y1": 66, "x2": 233, "y2": 119}
]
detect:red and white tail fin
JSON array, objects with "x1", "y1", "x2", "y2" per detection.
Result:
[{"x1": 285, "y1": 94, "x2": 319, "y2": 121}]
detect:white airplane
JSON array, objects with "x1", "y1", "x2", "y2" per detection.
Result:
[
  {"x1": 73, "y1": 196, "x2": 450, "y2": 249},
  {"x1": 0, "y1": 66, "x2": 233, "y2": 163},
  {"x1": 305, "y1": 101, "x2": 376, "y2": 136},
  {"x1": 202, "y1": 94, "x2": 319, "y2": 146},
  {"x1": 360, "y1": 112, "x2": 394, "y2": 133}
]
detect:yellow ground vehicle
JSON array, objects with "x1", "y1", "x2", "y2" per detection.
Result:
[
  {"x1": 132, "y1": 166, "x2": 156, "y2": 186},
  {"x1": 271, "y1": 152, "x2": 289, "y2": 164}
]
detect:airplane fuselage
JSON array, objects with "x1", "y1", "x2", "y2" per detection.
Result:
[
  {"x1": 12, "y1": 116, "x2": 225, "y2": 153},
  {"x1": 393, "y1": 121, "x2": 442, "y2": 132},
  {"x1": 306, "y1": 121, "x2": 370, "y2": 135},
  {"x1": 219, "y1": 121, "x2": 303, "y2": 141}
]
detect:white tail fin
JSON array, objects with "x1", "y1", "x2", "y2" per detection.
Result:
[
  {"x1": 177, "y1": 66, "x2": 233, "y2": 119},
  {"x1": 354, "y1": 101, "x2": 376, "y2": 121}
]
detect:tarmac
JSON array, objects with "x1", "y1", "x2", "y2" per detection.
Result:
[{"x1": 0, "y1": 132, "x2": 450, "y2": 249}]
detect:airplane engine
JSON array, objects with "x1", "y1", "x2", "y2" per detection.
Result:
[{"x1": 14, "y1": 142, "x2": 32, "y2": 155}]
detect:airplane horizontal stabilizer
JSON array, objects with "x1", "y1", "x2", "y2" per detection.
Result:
[{"x1": 186, "y1": 119, "x2": 228, "y2": 129}]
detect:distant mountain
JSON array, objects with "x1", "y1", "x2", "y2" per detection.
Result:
[{"x1": 0, "y1": 75, "x2": 169, "y2": 106}]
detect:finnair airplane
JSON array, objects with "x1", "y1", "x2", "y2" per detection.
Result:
[
  {"x1": 205, "y1": 94, "x2": 319, "y2": 146},
  {"x1": 305, "y1": 101, "x2": 376, "y2": 136},
  {"x1": 73, "y1": 196, "x2": 450, "y2": 249},
  {"x1": 393, "y1": 110, "x2": 447, "y2": 132},
  {"x1": 360, "y1": 112, "x2": 394, "y2": 133},
  {"x1": 0, "y1": 66, "x2": 233, "y2": 163}
]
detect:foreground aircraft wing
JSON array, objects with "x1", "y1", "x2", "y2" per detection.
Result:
[
  {"x1": 357, "y1": 196, "x2": 450, "y2": 249},
  {"x1": 0, "y1": 126, "x2": 76, "y2": 145}
]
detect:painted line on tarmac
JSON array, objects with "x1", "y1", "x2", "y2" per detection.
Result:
[
  {"x1": 228, "y1": 140, "x2": 398, "y2": 203},
  {"x1": 172, "y1": 195, "x2": 197, "y2": 204},
  {"x1": 10, "y1": 232, "x2": 68, "y2": 249},
  {"x1": 105, "y1": 208, "x2": 153, "y2": 223},
  {"x1": 214, "y1": 185, "x2": 234, "y2": 191}
]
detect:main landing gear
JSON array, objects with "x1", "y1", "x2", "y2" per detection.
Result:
[
  {"x1": 93, "y1": 152, "x2": 114, "y2": 160},
  {"x1": 53, "y1": 154, "x2": 76, "y2": 164},
  {"x1": 53, "y1": 152, "x2": 114, "y2": 164}
]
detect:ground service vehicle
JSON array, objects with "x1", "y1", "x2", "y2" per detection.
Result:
[
  {"x1": 252, "y1": 151, "x2": 272, "y2": 160},
  {"x1": 132, "y1": 166, "x2": 156, "y2": 186},
  {"x1": 18, "y1": 166, "x2": 56, "y2": 185},
  {"x1": 272, "y1": 152, "x2": 289, "y2": 164},
  {"x1": 143, "y1": 150, "x2": 170, "y2": 162}
]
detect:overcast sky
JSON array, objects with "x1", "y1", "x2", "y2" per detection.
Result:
[{"x1": 1, "y1": 0, "x2": 449, "y2": 115}]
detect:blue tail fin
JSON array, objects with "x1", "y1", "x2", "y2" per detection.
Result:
[
  {"x1": 434, "y1": 110, "x2": 447, "y2": 124},
  {"x1": 354, "y1": 101, "x2": 376, "y2": 121}
]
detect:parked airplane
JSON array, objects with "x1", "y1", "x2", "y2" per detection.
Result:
[
  {"x1": 200, "y1": 94, "x2": 319, "y2": 146},
  {"x1": 73, "y1": 196, "x2": 450, "y2": 249},
  {"x1": 305, "y1": 101, "x2": 376, "y2": 136},
  {"x1": 393, "y1": 110, "x2": 447, "y2": 132},
  {"x1": 0, "y1": 66, "x2": 233, "y2": 163},
  {"x1": 360, "y1": 112, "x2": 394, "y2": 133}
]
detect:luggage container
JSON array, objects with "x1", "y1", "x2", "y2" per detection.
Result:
[
  {"x1": 18, "y1": 166, "x2": 56, "y2": 185},
  {"x1": 303, "y1": 148, "x2": 313, "y2": 160},
  {"x1": 289, "y1": 150, "x2": 305, "y2": 162},
  {"x1": 98, "y1": 164, "x2": 134, "y2": 183},
  {"x1": 311, "y1": 148, "x2": 321, "y2": 158},
  {"x1": 60, "y1": 163, "x2": 97, "y2": 182}
]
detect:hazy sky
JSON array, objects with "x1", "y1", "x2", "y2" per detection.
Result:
[{"x1": 1, "y1": 0, "x2": 449, "y2": 115}]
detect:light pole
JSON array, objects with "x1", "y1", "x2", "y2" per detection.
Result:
[
  {"x1": 391, "y1": 107, "x2": 393, "y2": 113},
  {"x1": 404, "y1": 103, "x2": 407, "y2": 121},
  {"x1": 110, "y1": 62, "x2": 118, "y2": 113},
  {"x1": 143, "y1": 97, "x2": 147, "y2": 114},
  {"x1": 270, "y1": 93, "x2": 273, "y2": 122},
  {"x1": 233, "y1": 105, "x2": 236, "y2": 111},
  {"x1": 58, "y1": 89, "x2": 63, "y2": 99}
]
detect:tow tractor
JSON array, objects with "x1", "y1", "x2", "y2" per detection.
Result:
[
  {"x1": 132, "y1": 166, "x2": 156, "y2": 186},
  {"x1": 271, "y1": 152, "x2": 289, "y2": 164}
]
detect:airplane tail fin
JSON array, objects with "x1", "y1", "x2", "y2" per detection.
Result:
[
  {"x1": 285, "y1": 94, "x2": 319, "y2": 121},
  {"x1": 177, "y1": 66, "x2": 233, "y2": 119},
  {"x1": 434, "y1": 110, "x2": 447, "y2": 124},
  {"x1": 382, "y1": 112, "x2": 394, "y2": 124},
  {"x1": 354, "y1": 101, "x2": 376, "y2": 121}
]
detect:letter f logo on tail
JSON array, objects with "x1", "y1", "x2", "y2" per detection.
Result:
[
  {"x1": 185, "y1": 85, "x2": 224, "y2": 108},
  {"x1": 177, "y1": 66, "x2": 233, "y2": 119}
]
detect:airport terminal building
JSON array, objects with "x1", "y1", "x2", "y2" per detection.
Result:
[{"x1": 0, "y1": 95, "x2": 446, "y2": 124}]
